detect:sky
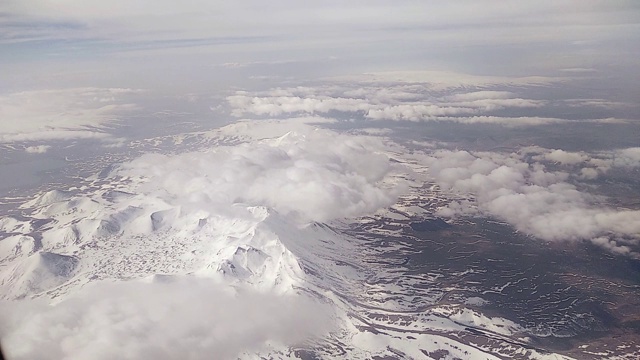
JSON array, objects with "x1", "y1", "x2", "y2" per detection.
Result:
[{"x1": 1, "y1": 1, "x2": 640, "y2": 91}]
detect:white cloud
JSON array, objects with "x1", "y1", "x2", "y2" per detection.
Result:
[
  {"x1": 0, "y1": 278, "x2": 333, "y2": 360},
  {"x1": 542, "y1": 149, "x2": 589, "y2": 165},
  {"x1": 444, "y1": 98, "x2": 546, "y2": 111},
  {"x1": 226, "y1": 79, "x2": 549, "y2": 125},
  {"x1": 615, "y1": 147, "x2": 640, "y2": 168},
  {"x1": 227, "y1": 95, "x2": 372, "y2": 117},
  {"x1": 366, "y1": 104, "x2": 474, "y2": 121},
  {"x1": 423, "y1": 150, "x2": 640, "y2": 250},
  {"x1": 226, "y1": 76, "x2": 626, "y2": 126},
  {"x1": 0, "y1": 88, "x2": 141, "y2": 144},
  {"x1": 119, "y1": 124, "x2": 401, "y2": 222},
  {"x1": 579, "y1": 167, "x2": 600, "y2": 180},
  {"x1": 526, "y1": 147, "x2": 640, "y2": 178},
  {"x1": 329, "y1": 71, "x2": 565, "y2": 89},
  {"x1": 591, "y1": 237, "x2": 639, "y2": 258},
  {"x1": 24, "y1": 145, "x2": 51, "y2": 154}
]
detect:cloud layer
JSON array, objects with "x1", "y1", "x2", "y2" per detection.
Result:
[
  {"x1": 1, "y1": 0, "x2": 637, "y2": 107},
  {"x1": 530, "y1": 146, "x2": 640, "y2": 179},
  {"x1": 227, "y1": 74, "x2": 628, "y2": 126},
  {"x1": 0, "y1": 278, "x2": 332, "y2": 360},
  {"x1": 3, "y1": 1, "x2": 637, "y2": 49},
  {"x1": 421, "y1": 148, "x2": 640, "y2": 256},
  {"x1": 119, "y1": 123, "x2": 400, "y2": 222},
  {"x1": 0, "y1": 88, "x2": 140, "y2": 143}
]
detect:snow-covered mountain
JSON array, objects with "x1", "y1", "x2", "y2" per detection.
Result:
[{"x1": 0, "y1": 121, "x2": 575, "y2": 359}]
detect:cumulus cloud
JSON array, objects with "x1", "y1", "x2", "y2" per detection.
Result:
[
  {"x1": 226, "y1": 76, "x2": 623, "y2": 126},
  {"x1": 591, "y1": 237, "x2": 639, "y2": 258},
  {"x1": 541, "y1": 149, "x2": 589, "y2": 165},
  {"x1": 614, "y1": 147, "x2": 640, "y2": 168},
  {"x1": 447, "y1": 116, "x2": 564, "y2": 126},
  {"x1": 441, "y1": 91, "x2": 546, "y2": 111},
  {"x1": 587, "y1": 147, "x2": 640, "y2": 174},
  {"x1": 579, "y1": 167, "x2": 600, "y2": 180},
  {"x1": 2, "y1": 130, "x2": 110, "y2": 143},
  {"x1": 226, "y1": 94, "x2": 372, "y2": 117},
  {"x1": 24, "y1": 145, "x2": 51, "y2": 154},
  {"x1": 0, "y1": 88, "x2": 140, "y2": 144},
  {"x1": 0, "y1": 278, "x2": 333, "y2": 360},
  {"x1": 118, "y1": 123, "x2": 401, "y2": 222},
  {"x1": 227, "y1": 85, "x2": 455, "y2": 122},
  {"x1": 526, "y1": 147, "x2": 640, "y2": 178},
  {"x1": 365, "y1": 104, "x2": 474, "y2": 121},
  {"x1": 423, "y1": 150, "x2": 640, "y2": 252}
]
